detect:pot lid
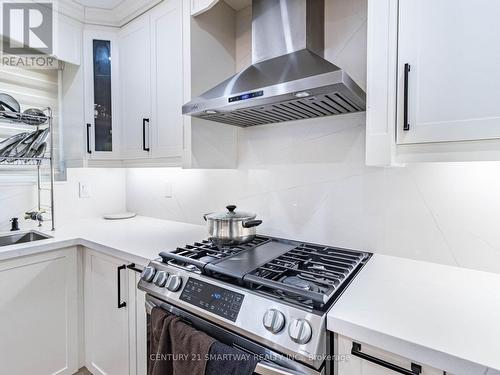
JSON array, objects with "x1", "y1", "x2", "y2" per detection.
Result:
[{"x1": 205, "y1": 205, "x2": 256, "y2": 221}]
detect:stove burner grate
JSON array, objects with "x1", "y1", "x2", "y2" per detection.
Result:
[
  {"x1": 158, "y1": 235, "x2": 370, "y2": 311},
  {"x1": 281, "y1": 275, "x2": 321, "y2": 292},
  {"x1": 244, "y1": 243, "x2": 370, "y2": 308},
  {"x1": 159, "y1": 236, "x2": 270, "y2": 271}
]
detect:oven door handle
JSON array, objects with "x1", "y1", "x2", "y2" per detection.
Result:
[
  {"x1": 145, "y1": 298, "x2": 310, "y2": 375},
  {"x1": 145, "y1": 299, "x2": 156, "y2": 314},
  {"x1": 254, "y1": 361, "x2": 304, "y2": 375}
]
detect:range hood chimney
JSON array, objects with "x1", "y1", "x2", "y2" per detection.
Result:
[
  {"x1": 182, "y1": 0, "x2": 366, "y2": 127},
  {"x1": 251, "y1": 0, "x2": 324, "y2": 63}
]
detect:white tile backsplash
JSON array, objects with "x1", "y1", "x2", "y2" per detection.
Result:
[
  {"x1": 126, "y1": 113, "x2": 500, "y2": 274},
  {"x1": 0, "y1": 183, "x2": 36, "y2": 229},
  {"x1": 54, "y1": 168, "x2": 127, "y2": 224},
  {"x1": 0, "y1": 168, "x2": 127, "y2": 232}
]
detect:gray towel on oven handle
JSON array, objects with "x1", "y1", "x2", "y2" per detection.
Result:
[
  {"x1": 149, "y1": 306, "x2": 178, "y2": 375},
  {"x1": 149, "y1": 306, "x2": 216, "y2": 375},
  {"x1": 205, "y1": 341, "x2": 259, "y2": 375}
]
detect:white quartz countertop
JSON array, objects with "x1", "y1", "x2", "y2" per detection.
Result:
[
  {"x1": 3, "y1": 219, "x2": 499, "y2": 374},
  {"x1": 0, "y1": 216, "x2": 207, "y2": 265},
  {"x1": 328, "y1": 254, "x2": 500, "y2": 375}
]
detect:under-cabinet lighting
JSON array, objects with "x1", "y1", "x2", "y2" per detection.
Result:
[{"x1": 294, "y1": 91, "x2": 311, "y2": 98}]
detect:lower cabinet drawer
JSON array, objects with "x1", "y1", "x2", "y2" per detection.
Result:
[{"x1": 336, "y1": 335, "x2": 447, "y2": 375}]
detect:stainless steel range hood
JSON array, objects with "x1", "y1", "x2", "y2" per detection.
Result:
[{"x1": 182, "y1": 0, "x2": 366, "y2": 127}]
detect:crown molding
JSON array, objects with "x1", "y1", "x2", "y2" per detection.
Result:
[
  {"x1": 34, "y1": 0, "x2": 162, "y2": 27},
  {"x1": 82, "y1": 0, "x2": 162, "y2": 27},
  {"x1": 57, "y1": 0, "x2": 85, "y2": 22}
]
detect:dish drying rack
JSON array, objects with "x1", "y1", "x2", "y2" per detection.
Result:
[{"x1": 0, "y1": 108, "x2": 55, "y2": 230}]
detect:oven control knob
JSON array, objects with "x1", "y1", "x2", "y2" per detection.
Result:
[
  {"x1": 263, "y1": 309, "x2": 285, "y2": 334},
  {"x1": 166, "y1": 275, "x2": 182, "y2": 292},
  {"x1": 140, "y1": 266, "x2": 156, "y2": 282},
  {"x1": 288, "y1": 319, "x2": 312, "y2": 344},
  {"x1": 153, "y1": 271, "x2": 169, "y2": 287}
]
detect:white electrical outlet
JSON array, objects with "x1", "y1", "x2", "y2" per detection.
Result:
[
  {"x1": 79, "y1": 182, "x2": 91, "y2": 198},
  {"x1": 164, "y1": 182, "x2": 173, "y2": 198}
]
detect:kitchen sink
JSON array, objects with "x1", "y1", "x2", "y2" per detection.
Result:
[{"x1": 0, "y1": 231, "x2": 51, "y2": 247}]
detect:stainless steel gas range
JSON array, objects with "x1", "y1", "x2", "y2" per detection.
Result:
[{"x1": 138, "y1": 236, "x2": 371, "y2": 375}]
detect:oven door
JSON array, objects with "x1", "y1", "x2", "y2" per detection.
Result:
[{"x1": 145, "y1": 295, "x2": 323, "y2": 375}]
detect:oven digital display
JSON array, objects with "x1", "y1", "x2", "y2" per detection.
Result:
[
  {"x1": 228, "y1": 90, "x2": 264, "y2": 103},
  {"x1": 179, "y1": 278, "x2": 244, "y2": 322}
]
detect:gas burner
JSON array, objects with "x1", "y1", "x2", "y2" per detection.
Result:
[
  {"x1": 198, "y1": 248, "x2": 240, "y2": 262},
  {"x1": 244, "y1": 243, "x2": 370, "y2": 310},
  {"x1": 281, "y1": 275, "x2": 320, "y2": 293},
  {"x1": 159, "y1": 236, "x2": 371, "y2": 312}
]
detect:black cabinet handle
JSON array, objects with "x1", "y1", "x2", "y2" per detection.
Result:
[
  {"x1": 117, "y1": 264, "x2": 127, "y2": 309},
  {"x1": 403, "y1": 63, "x2": 411, "y2": 131},
  {"x1": 142, "y1": 118, "x2": 150, "y2": 152},
  {"x1": 86, "y1": 123, "x2": 92, "y2": 154},
  {"x1": 351, "y1": 342, "x2": 422, "y2": 375},
  {"x1": 127, "y1": 263, "x2": 143, "y2": 273}
]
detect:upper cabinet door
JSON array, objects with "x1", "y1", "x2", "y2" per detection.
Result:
[
  {"x1": 83, "y1": 29, "x2": 121, "y2": 159},
  {"x1": 150, "y1": 0, "x2": 184, "y2": 160},
  {"x1": 54, "y1": 13, "x2": 82, "y2": 65},
  {"x1": 397, "y1": 0, "x2": 500, "y2": 144},
  {"x1": 119, "y1": 16, "x2": 152, "y2": 159}
]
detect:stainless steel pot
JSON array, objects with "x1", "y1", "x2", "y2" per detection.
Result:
[{"x1": 204, "y1": 205, "x2": 262, "y2": 245}]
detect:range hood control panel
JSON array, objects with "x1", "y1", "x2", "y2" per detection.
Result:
[{"x1": 228, "y1": 90, "x2": 264, "y2": 103}]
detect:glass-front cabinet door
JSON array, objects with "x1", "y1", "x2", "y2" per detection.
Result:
[{"x1": 83, "y1": 29, "x2": 120, "y2": 159}]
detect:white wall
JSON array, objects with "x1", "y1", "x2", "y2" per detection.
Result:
[
  {"x1": 0, "y1": 183, "x2": 36, "y2": 229},
  {"x1": 0, "y1": 168, "x2": 126, "y2": 232},
  {"x1": 126, "y1": 114, "x2": 500, "y2": 275},
  {"x1": 53, "y1": 168, "x2": 127, "y2": 224}
]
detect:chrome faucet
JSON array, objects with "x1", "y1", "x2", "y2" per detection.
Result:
[{"x1": 25, "y1": 210, "x2": 46, "y2": 227}]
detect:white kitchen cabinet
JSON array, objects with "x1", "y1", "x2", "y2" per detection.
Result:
[
  {"x1": 66, "y1": 0, "x2": 237, "y2": 168},
  {"x1": 119, "y1": 15, "x2": 152, "y2": 159},
  {"x1": 150, "y1": 0, "x2": 184, "y2": 160},
  {"x1": 84, "y1": 249, "x2": 146, "y2": 375},
  {"x1": 0, "y1": 248, "x2": 78, "y2": 375},
  {"x1": 119, "y1": 0, "x2": 184, "y2": 162},
  {"x1": 137, "y1": 0, "x2": 238, "y2": 168},
  {"x1": 366, "y1": 0, "x2": 500, "y2": 165},
  {"x1": 62, "y1": 27, "x2": 120, "y2": 168},
  {"x1": 83, "y1": 28, "x2": 121, "y2": 160},
  {"x1": 84, "y1": 249, "x2": 130, "y2": 375},
  {"x1": 119, "y1": 0, "x2": 238, "y2": 167},
  {"x1": 396, "y1": 0, "x2": 500, "y2": 145},
  {"x1": 1, "y1": 11, "x2": 82, "y2": 65},
  {"x1": 337, "y1": 335, "x2": 445, "y2": 375},
  {"x1": 54, "y1": 13, "x2": 83, "y2": 65}
]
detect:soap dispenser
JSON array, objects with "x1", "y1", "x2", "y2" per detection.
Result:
[{"x1": 10, "y1": 217, "x2": 19, "y2": 231}]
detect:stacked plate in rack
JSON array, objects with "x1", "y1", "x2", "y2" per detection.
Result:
[{"x1": 0, "y1": 93, "x2": 50, "y2": 163}]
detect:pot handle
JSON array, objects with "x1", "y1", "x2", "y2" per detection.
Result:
[
  {"x1": 203, "y1": 213, "x2": 214, "y2": 221},
  {"x1": 242, "y1": 220, "x2": 262, "y2": 228}
]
